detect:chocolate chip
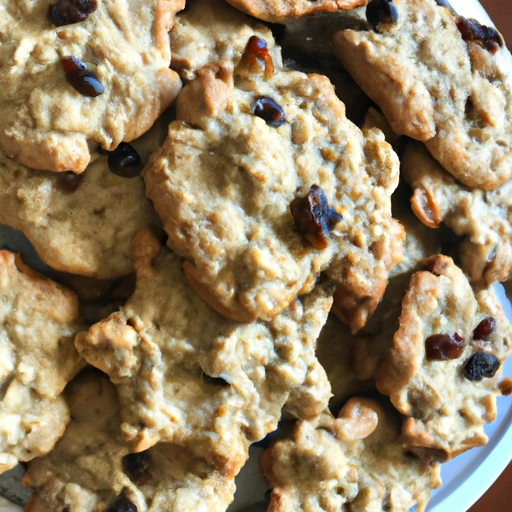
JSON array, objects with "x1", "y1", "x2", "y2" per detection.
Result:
[
  {"x1": 463, "y1": 352, "x2": 500, "y2": 381},
  {"x1": 49, "y1": 0, "x2": 98, "y2": 27},
  {"x1": 290, "y1": 185, "x2": 343, "y2": 250},
  {"x1": 107, "y1": 143, "x2": 143, "y2": 178},
  {"x1": 56, "y1": 171, "x2": 83, "y2": 193},
  {"x1": 62, "y1": 56, "x2": 104, "y2": 97},
  {"x1": 252, "y1": 97, "x2": 286, "y2": 128},
  {"x1": 456, "y1": 17, "x2": 503, "y2": 54},
  {"x1": 122, "y1": 450, "x2": 151, "y2": 483},
  {"x1": 105, "y1": 490, "x2": 138, "y2": 512},
  {"x1": 366, "y1": 0, "x2": 399, "y2": 33},
  {"x1": 473, "y1": 316, "x2": 496, "y2": 340},
  {"x1": 239, "y1": 36, "x2": 274, "y2": 79},
  {"x1": 425, "y1": 333, "x2": 466, "y2": 360}
]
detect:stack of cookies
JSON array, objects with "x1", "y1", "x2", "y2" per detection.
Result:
[{"x1": 1, "y1": 1, "x2": 511, "y2": 511}]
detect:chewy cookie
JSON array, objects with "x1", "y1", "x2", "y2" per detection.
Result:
[
  {"x1": 226, "y1": 0, "x2": 367, "y2": 23},
  {"x1": 144, "y1": 43, "x2": 403, "y2": 330},
  {"x1": 260, "y1": 399, "x2": 441, "y2": 512},
  {"x1": 0, "y1": 252, "x2": 84, "y2": 473},
  {"x1": 75, "y1": 229, "x2": 332, "y2": 475},
  {"x1": 0, "y1": 0, "x2": 182, "y2": 173},
  {"x1": 376, "y1": 254, "x2": 512, "y2": 460},
  {"x1": 23, "y1": 371, "x2": 236, "y2": 512},
  {"x1": 334, "y1": 0, "x2": 512, "y2": 190},
  {"x1": 402, "y1": 140, "x2": 512, "y2": 285}
]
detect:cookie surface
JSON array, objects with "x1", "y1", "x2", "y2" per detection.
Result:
[
  {"x1": 403, "y1": 141, "x2": 512, "y2": 285},
  {"x1": 0, "y1": 0, "x2": 182, "y2": 173},
  {"x1": 333, "y1": 0, "x2": 512, "y2": 190},
  {"x1": 23, "y1": 371, "x2": 236, "y2": 512},
  {"x1": 144, "y1": 49, "x2": 402, "y2": 331},
  {"x1": 0, "y1": 252, "x2": 84, "y2": 473},
  {"x1": 75, "y1": 229, "x2": 333, "y2": 475},
  {"x1": 226, "y1": 0, "x2": 367, "y2": 22},
  {"x1": 260, "y1": 399, "x2": 441, "y2": 512},
  {"x1": 376, "y1": 255, "x2": 512, "y2": 460}
]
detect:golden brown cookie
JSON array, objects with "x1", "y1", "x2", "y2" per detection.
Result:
[
  {"x1": 75, "y1": 229, "x2": 333, "y2": 475},
  {"x1": 0, "y1": 252, "x2": 85, "y2": 473},
  {"x1": 23, "y1": 371, "x2": 236, "y2": 512},
  {"x1": 334, "y1": 0, "x2": 512, "y2": 190},
  {"x1": 0, "y1": 0, "x2": 182, "y2": 173}
]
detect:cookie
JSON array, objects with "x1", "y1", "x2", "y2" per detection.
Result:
[
  {"x1": 333, "y1": 0, "x2": 512, "y2": 190},
  {"x1": 0, "y1": 251, "x2": 85, "y2": 473},
  {"x1": 75, "y1": 229, "x2": 333, "y2": 475},
  {"x1": 0, "y1": 119, "x2": 165, "y2": 279},
  {"x1": 23, "y1": 371, "x2": 236, "y2": 512},
  {"x1": 144, "y1": 45, "x2": 403, "y2": 331},
  {"x1": 225, "y1": 0, "x2": 367, "y2": 23},
  {"x1": 171, "y1": 0, "x2": 282, "y2": 82},
  {"x1": 0, "y1": 0, "x2": 183, "y2": 173},
  {"x1": 260, "y1": 399, "x2": 441, "y2": 512},
  {"x1": 376, "y1": 254, "x2": 512, "y2": 460},
  {"x1": 402, "y1": 140, "x2": 512, "y2": 285}
]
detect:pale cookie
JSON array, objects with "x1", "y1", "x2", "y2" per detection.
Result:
[
  {"x1": 75, "y1": 229, "x2": 333, "y2": 475},
  {"x1": 171, "y1": 0, "x2": 282, "y2": 82},
  {"x1": 376, "y1": 254, "x2": 512, "y2": 460},
  {"x1": 226, "y1": 0, "x2": 367, "y2": 23},
  {"x1": 333, "y1": 0, "x2": 512, "y2": 190},
  {"x1": 144, "y1": 48, "x2": 403, "y2": 331},
  {"x1": 402, "y1": 140, "x2": 512, "y2": 285},
  {"x1": 23, "y1": 371, "x2": 236, "y2": 512},
  {"x1": 260, "y1": 399, "x2": 441, "y2": 512},
  {"x1": 0, "y1": 119, "x2": 166, "y2": 279},
  {"x1": 0, "y1": 0, "x2": 183, "y2": 173},
  {"x1": 0, "y1": 251, "x2": 85, "y2": 473}
]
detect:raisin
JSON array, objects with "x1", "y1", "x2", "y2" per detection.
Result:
[
  {"x1": 463, "y1": 352, "x2": 500, "y2": 381},
  {"x1": 49, "y1": 0, "x2": 98, "y2": 26},
  {"x1": 252, "y1": 97, "x2": 286, "y2": 128},
  {"x1": 121, "y1": 450, "x2": 151, "y2": 483},
  {"x1": 239, "y1": 36, "x2": 274, "y2": 79},
  {"x1": 62, "y1": 56, "x2": 104, "y2": 97},
  {"x1": 456, "y1": 17, "x2": 503, "y2": 54},
  {"x1": 290, "y1": 185, "x2": 343, "y2": 250},
  {"x1": 425, "y1": 333, "x2": 466, "y2": 360},
  {"x1": 202, "y1": 372, "x2": 230, "y2": 387},
  {"x1": 105, "y1": 491, "x2": 138, "y2": 512},
  {"x1": 107, "y1": 143, "x2": 143, "y2": 178},
  {"x1": 56, "y1": 171, "x2": 83, "y2": 193},
  {"x1": 366, "y1": 0, "x2": 399, "y2": 33},
  {"x1": 473, "y1": 316, "x2": 496, "y2": 340}
]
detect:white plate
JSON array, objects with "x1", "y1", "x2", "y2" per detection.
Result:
[{"x1": 1, "y1": 1, "x2": 511, "y2": 511}]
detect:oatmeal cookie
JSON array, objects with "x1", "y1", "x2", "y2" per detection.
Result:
[
  {"x1": 376, "y1": 254, "x2": 512, "y2": 460},
  {"x1": 171, "y1": 0, "x2": 282, "y2": 82},
  {"x1": 23, "y1": 371, "x2": 236, "y2": 512},
  {"x1": 0, "y1": 252, "x2": 85, "y2": 473},
  {"x1": 0, "y1": 120, "x2": 165, "y2": 279},
  {"x1": 402, "y1": 140, "x2": 512, "y2": 285},
  {"x1": 260, "y1": 399, "x2": 441, "y2": 512},
  {"x1": 0, "y1": 0, "x2": 183, "y2": 173},
  {"x1": 144, "y1": 49, "x2": 403, "y2": 331},
  {"x1": 225, "y1": 0, "x2": 367, "y2": 23},
  {"x1": 75, "y1": 229, "x2": 333, "y2": 475},
  {"x1": 333, "y1": 0, "x2": 512, "y2": 190}
]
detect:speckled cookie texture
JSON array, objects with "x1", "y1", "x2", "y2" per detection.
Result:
[
  {"x1": 171, "y1": 0, "x2": 282, "y2": 82},
  {"x1": 260, "y1": 399, "x2": 441, "y2": 512},
  {"x1": 376, "y1": 254, "x2": 512, "y2": 460},
  {"x1": 23, "y1": 372, "x2": 237, "y2": 512},
  {"x1": 402, "y1": 140, "x2": 512, "y2": 285},
  {"x1": 333, "y1": 0, "x2": 512, "y2": 190},
  {"x1": 75, "y1": 229, "x2": 333, "y2": 475},
  {"x1": 144, "y1": 45, "x2": 403, "y2": 332},
  {"x1": 0, "y1": 120, "x2": 165, "y2": 279},
  {"x1": 226, "y1": 0, "x2": 367, "y2": 22},
  {"x1": 0, "y1": 0, "x2": 183, "y2": 173},
  {"x1": 0, "y1": 251, "x2": 84, "y2": 473}
]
